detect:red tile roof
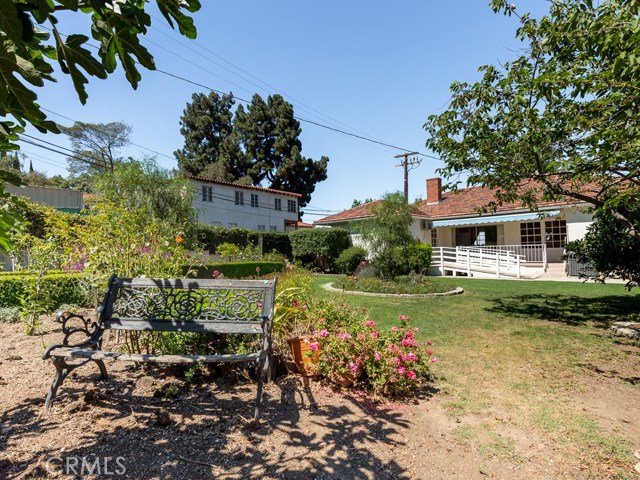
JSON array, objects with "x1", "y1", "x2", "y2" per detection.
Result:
[
  {"x1": 185, "y1": 174, "x2": 303, "y2": 198},
  {"x1": 315, "y1": 183, "x2": 591, "y2": 225}
]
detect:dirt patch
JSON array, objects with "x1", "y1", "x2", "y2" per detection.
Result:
[{"x1": 0, "y1": 318, "x2": 638, "y2": 479}]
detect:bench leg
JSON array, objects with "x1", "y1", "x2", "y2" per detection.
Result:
[
  {"x1": 44, "y1": 358, "x2": 70, "y2": 410},
  {"x1": 94, "y1": 359, "x2": 109, "y2": 380},
  {"x1": 44, "y1": 357, "x2": 109, "y2": 410},
  {"x1": 254, "y1": 330, "x2": 273, "y2": 420}
]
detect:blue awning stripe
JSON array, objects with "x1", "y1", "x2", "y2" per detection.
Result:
[{"x1": 432, "y1": 210, "x2": 560, "y2": 228}]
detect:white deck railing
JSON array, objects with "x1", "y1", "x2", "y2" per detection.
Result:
[
  {"x1": 462, "y1": 244, "x2": 547, "y2": 265},
  {"x1": 431, "y1": 246, "x2": 526, "y2": 278}
]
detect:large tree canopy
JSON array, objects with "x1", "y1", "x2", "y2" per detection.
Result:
[
  {"x1": 175, "y1": 92, "x2": 329, "y2": 211},
  {"x1": 425, "y1": 0, "x2": 640, "y2": 241},
  {"x1": 0, "y1": 0, "x2": 201, "y2": 250},
  {"x1": 174, "y1": 91, "x2": 245, "y2": 182}
]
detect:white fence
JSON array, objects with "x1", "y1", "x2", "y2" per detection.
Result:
[
  {"x1": 432, "y1": 246, "x2": 525, "y2": 278},
  {"x1": 463, "y1": 244, "x2": 547, "y2": 265}
]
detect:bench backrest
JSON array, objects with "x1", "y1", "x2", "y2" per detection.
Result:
[{"x1": 99, "y1": 276, "x2": 277, "y2": 335}]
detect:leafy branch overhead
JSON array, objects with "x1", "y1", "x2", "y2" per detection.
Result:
[
  {"x1": 0, "y1": 0, "x2": 202, "y2": 153},
  {"x1": 425, "y1": 0, "x2": 640, "y2": 241}
]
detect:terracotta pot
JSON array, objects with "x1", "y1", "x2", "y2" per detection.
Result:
[
  {"x1": 331, "y1": 366, "x2": 363, "y2": 387},
  {"x1": 287, "y1": 336, "x2": 319, "y2": 376}
]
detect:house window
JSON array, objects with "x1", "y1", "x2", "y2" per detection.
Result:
[
  {"x1": 520, "y1": 222, "x2": 542, "y2": 245},
  {"x1": 431, "y1": 228, "x2": 438, "y2": 247},
  {"x1": 269, "y1": 226, "x2": 277, "y2": 231},
  {"x1": 201, "y1": 185, "x2": 212, "y2": 202},
  {"x1": 235, "y1": 191, "x2": 244, "y2": 205},
  {"x1": 545, "y1": 220, "x2": 567, "y2": 248},
  {"x1": 455, "y1": 226, "x2": 497, "y2": 246},
  {"x1": 251, "y1": 193, "x2": 259, "y2": 208},
  {"x1": 287, "y1": 199, "x2": 297, "y2": 213},
  {"x1": 274, "y1": 198, "x2": 282, "y2": 211},
  {"x1": 257, "y1": 225, "x2": 266, "y2": 231}
]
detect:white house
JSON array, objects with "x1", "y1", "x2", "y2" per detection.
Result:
[
  {"x1": 315, "y1": 178, "x2": 595, "y2": 277},
  {"x1": 187, "y1": 175, "x2": 302, "y2": 232}
]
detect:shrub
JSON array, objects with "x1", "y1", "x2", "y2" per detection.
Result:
[
  {"x1": 289, "y1": 228, "x2": 350, "y2": 271},
  {"x1": 195, "y1": 225, "x2": 250, "y2": 252},
  {"x1": 309, "y1": 308, "x2": 436, "y2": 397},
  {"x1": 247, "y1": 231, "x2": 291, "y2": 258},
  {"x1": 407, "y1": 243, "x2": 432, "y2": 274},
  {"x1": 216, "y1": 242, "x2": 242, "y2": 260},
  {"x1": 340, "y1": 274, "x2": 456, "y2": 295},
  {"x1": 0, "y1": 307, "x2": 20, "y2": 323},
  {"x1": 335, "y1": 246, "x2": 367, "y2": 274},
  {"x1": 0, "y1": 273, "x2": 89, "y2": 309},
  {"x1": 187, "y1": 261, "x2": 284, "y2": 279}
]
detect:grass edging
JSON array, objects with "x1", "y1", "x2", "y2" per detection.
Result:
[{"x1": 322, "y1": 282, "x2": 464, "y2": 297}]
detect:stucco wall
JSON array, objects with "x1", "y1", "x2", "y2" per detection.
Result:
[{"x1": 193, "y1": 181, "x2": 298, "y2": 232}]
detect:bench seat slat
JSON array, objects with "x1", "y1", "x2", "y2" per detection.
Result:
[
  {"x1": 49, "y1": 347, "x2": 260, "y2": 364},
  {"x1": 104, "y1": 318, "x2": 263, "y2": 334}
]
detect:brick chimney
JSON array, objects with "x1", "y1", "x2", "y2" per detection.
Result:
[{"x1": 426, "y1": 177, "x2": 442, "y2": 204}]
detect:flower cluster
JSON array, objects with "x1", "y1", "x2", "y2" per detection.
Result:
[{"x1": 310, "y1": 307, "x2": 436, "y2": 397}]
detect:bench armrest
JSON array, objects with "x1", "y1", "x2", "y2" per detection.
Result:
[{"x1": 43, "y1": 311, "x2": 104, "y2": 360}]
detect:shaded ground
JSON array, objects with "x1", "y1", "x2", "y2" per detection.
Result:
[{"x1": 0, "y1": 316, "x2": 639, "y2": 479}]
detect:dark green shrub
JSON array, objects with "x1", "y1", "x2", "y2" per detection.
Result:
[
  {"x1": 247, "y1": 231, "x2": 292, "y2": 258},
  {"x1": 186, "y1": 261, "x2": 284, "y2": 279},
  {"x1": 0, "y1": 272, "x2": 89, "y2": 309},
  {"x1": 289, "y1": 228, "x2": 350, "y2": 271},
  {"x1": 335, "y1": 246, "x2": 367, "y2": 274},
  {"x1": 407, "y1": 243, "x2": 432, "y2": 274},
  {"x1": 195, "y1": 225, "x2": 250, "y2": 252}
]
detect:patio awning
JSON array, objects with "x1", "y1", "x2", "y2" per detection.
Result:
[{"x1": 432, "y1": 210, "x2": 560, "y2": 228}]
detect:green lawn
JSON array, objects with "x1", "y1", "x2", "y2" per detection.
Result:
[{"x1": 312, "y1": 275, "x2": 640, "y2": 474}]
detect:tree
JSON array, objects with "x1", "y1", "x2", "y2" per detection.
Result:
[
  {"x1": 234, "y1": 94, "x2": 329, "y2": 211},
  {"x1": 565, "y1": 201, "x2": 640, "y2": 289},
  {"x1": 0, "y1": 152, "x2": 21, "y2": 172},
  {"x1": 425, "y1": 0, "x2": 640, "y2": 242},
  {"x1": 175, "y1": 91, "x2": 244, "y2": 181},
  {"x1": 93, "y1": 157, "x2": 196, "y2": 227},
  {"x1": 351, "y1": 198, "x2": 374, "y2": 208},
  {"x1": 63, "y1": 121, "x2": 132, "y2": 176},
  {"x1": 0, "y1": 0, "x2": 201, "y2": 250},
  {"x1": 362, "y1": 192, "x2": 418, "y2": 279}
]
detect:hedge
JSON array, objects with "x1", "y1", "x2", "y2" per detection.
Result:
[
  {"x1": 289, "y1": 228, "x2": 350, "y2": 271},
  {"x1": 186, "y1": 261, "x2": 284, "y2": 279},
  {"x1": 0, "y1": 272, "x2": 89, "y2": 309},
  {"x1": 195, "y1": 225, "x2": 292, "y2": 257}
]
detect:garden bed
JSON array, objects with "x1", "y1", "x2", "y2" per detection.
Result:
[{"x1": 336, "y1": 275, "x2": 458, "y2": 295}]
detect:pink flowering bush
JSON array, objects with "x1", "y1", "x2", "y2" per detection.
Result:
[
  {"x1": 309, "y1": 304, "x2": 436, "y2": 397},
  {"x1": 363, "y1": 315, "x2": 435, "y2": 396}
]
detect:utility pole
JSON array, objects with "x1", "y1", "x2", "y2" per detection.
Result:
[{"x1": 394, "y1": 152, "x2": 421, "y2": 202}]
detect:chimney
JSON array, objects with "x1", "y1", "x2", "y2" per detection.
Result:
[{"x1": 426, "y1": 178, "x2": 442, "y2": 204}]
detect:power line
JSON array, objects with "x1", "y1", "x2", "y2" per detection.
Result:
[
  {"x1": 37, "y1": 25, "x2": 435, "y2": 159},
  {"x1": 148, "y1": 16, "x2": 393, "y2": 146}
]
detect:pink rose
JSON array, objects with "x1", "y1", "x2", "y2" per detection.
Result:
[
  {"x1": 347, "y1": 362, "x2": 358, "y2": 374},
  {"x1": 309, "y1": 342, "x2": 320, "y2": 350},
  {"x1": 397, "y1": 366, "x2": 406, "y2": 375},
  {"x1": 370, "y1": 331, "x2": 380, "y2": 339},
  {"x1": 374, "y1": 352, "x2": 382, "y2": 361},
  {"x1": 364, "y1": 320, "x2": 376, "y2": 327},
  {"x1": 338, "y1": 333, "x2": 352, "y2": 341},
  {"x1": 407, "y1": 370, "x2": 417, "y2": 379},
  {"x1": 427, "y1": 340, "x2": 433, "y2": 346},
  {"x1": 213, "y1": 270, "x2": 220, "y2": 278},
  {"x1": 430, "y1": 357, "x2": 438, "y2": 363},
  {"x1": 392, "y1": 357, "x2": 400, "y2": 365},
  {"x1": 403, "y1": 353, "x2": 418, "y2": 362},
  {"x1": 319, "y1": 329, "x2": 329, "y2": 338}
]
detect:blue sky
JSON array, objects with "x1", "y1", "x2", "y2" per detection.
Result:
[{"x1": 18, "y1": 1, "x2": 551, "y2": 220}]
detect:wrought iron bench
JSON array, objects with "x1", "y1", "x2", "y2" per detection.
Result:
[{"x1": 43, "y1": 275, "x2": 277, "y2": 419}]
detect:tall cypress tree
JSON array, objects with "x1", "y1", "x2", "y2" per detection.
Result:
[{"x1": 174, "y1": 91, "x2": 244, "y2": 180}]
